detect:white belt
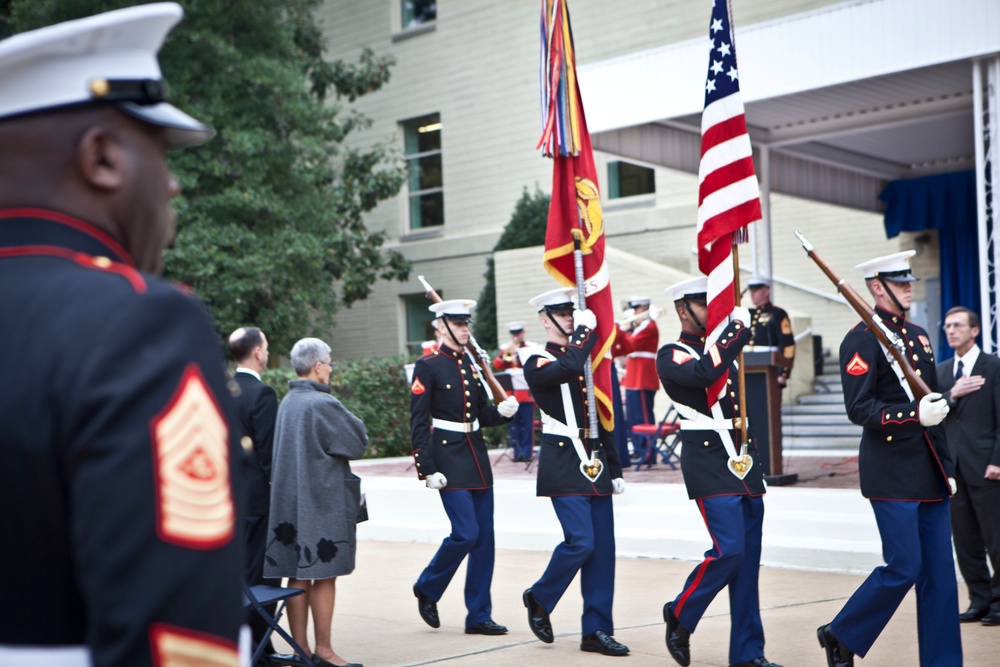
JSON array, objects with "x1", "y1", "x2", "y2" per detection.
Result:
[
  {"x1": 679, "y1": 417, "x2": 743, "y2": 431},
  {"x1": 0, "y1": 645, "x2": 92, "y2": 667},
  {"x1": 541, "y1": 420, "x2": 592, "y2": 439},
  {"x1": 432, "y1": 418, "x2": 480, "y2": 433},
  {"x1": 628, "y1": 351, "x2": 656, "y2": 359}
]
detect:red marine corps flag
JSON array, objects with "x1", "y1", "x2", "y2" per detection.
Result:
[
  {"x1": 538, "y1": 0, "x2": 616, "y2": 429},
  {"x1": 697, "y1": 0, "x2": 762, "y2": 406}
]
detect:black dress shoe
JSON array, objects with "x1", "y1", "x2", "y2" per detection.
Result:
[
  {"x1": 465, "y1": 620, "x2": 508, "y2": 635},
  {"x1": 729, "y1": 658, "x2": 783, "y2": 667},
  {"x1": 523, "y1": 588, "x2": 554, "y2": 643},
  {"x1": 413, "y1": 583, "x2": 440, "y2": 628},
  {"x1": 268, "y1": 654, "x2": 306, "y2": 667},
  {"x1": 959, "y1": 607, "x2": 988, "y2": 622},
  {"x1": 581, "y1": 630, "x2": 629, "y2": 656},
  {"x1": 817, "y1": 623, "x2": 854, "y2": 667},
  {"x1": 663, "y1": 601, "x2": 690, "y2": 667},
  {"x1": 981, "y1": 610, "x2": 1000, "y2": 626}
]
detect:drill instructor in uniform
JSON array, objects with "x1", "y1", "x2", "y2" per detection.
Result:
[
  {"x1": 410, "y1": 299, "x2": 518, "y2": 636},
  {"x1": 0, "y1": 4, "x2": 242, "y2": 665}
]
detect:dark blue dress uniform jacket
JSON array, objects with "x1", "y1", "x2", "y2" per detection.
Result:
[
  {"x1": 656, "y1": 323, "x2": 766, "y2": 500},
  {"x1": 840, "y1": 309, "x2": 954, "y2": 500},
  {"x1": 410, "y1": 343, "x2": 510, "y2": 489},
  {"x1": 523, "y1": 325, "x2": 623, "y2": 497},
  {"x1": 0, "y1": 210, "x2": 243, "y2": 664}
]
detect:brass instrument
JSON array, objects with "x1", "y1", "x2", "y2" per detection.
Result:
[{"x1": 617, "y1": 304, "x2": 660, "y2": 328}]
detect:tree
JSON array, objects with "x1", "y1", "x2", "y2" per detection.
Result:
[
  {"x1": 6, "y1": 0, "x2": 409, "y2": 352},
  {"x1": 473, "y1": 187, "x2": 550, "y2": 349}
]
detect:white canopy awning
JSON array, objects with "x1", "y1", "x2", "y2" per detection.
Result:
[{"x1": 578, "y1": 0, "x2": 1000, "y2": 212}]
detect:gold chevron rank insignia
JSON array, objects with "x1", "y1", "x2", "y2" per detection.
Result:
[{"x1": 153, "y1": 365, "x2": 234, "y2": 549}]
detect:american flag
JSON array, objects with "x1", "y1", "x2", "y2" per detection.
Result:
[{"x1": 696, "y1": 0, "x2": 762, "y2": 406}]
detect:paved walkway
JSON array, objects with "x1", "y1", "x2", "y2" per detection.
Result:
[
  {"x1": 265, "y1": 452, "x2": 997, "y2": 666},
  {"x1": 275, "y1": 541, "x2": 995, "y2": 666}
]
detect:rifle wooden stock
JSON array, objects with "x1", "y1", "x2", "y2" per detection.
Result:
[
  {"x1": 793, "y1": 232, "x2": 931, "y2": 400},
  {"x1": 417, "y1": 275, "x2": 508, "y2": 405}
]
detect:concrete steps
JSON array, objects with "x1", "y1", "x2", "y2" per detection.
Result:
[{"x1": 782, "y1": 356, "x2": 861, "y2": 450}]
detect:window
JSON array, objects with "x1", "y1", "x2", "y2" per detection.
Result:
[
  {"x1": 607, "y1": 161, "x2": 655, "y2": 199},
  {"x1": 402, "y1": 113, "x2": 443, "y2": 230},
  {"x1": 401, "y1": 0, "x2": 436, "y2": 29},
  {"x1": 404, "y1": 293, "x2": 439, "y2": 356}
]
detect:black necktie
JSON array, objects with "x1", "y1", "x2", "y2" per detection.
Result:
[{"x1": 955, "y1": 359, "x2": 964, "y2": 381}]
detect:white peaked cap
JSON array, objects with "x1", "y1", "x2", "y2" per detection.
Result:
[
  {"x1": 507, "y1": 321, "x2": 527, "y2": 332},
  {"x1": 627, "y1": 296, "x2": 652, "y2": 306},
  {"x1": 855, "y1": 250, "x2": 918, "y2": 282},
  {"x1": 528, "y1": 287, "x2": 577, "y2": 312},
  {"x1": 665, "y1": 277, "x2": 708, "y2": 302},
  {"x1": 746, "y1": 274, "x2": 770, "y2": 288},
  {"x1": 429, "y1": 299, "x2": 476, "y2": 319},
  {"x1": 0, "y1": 2, "x2": 212, "y2": 148}
]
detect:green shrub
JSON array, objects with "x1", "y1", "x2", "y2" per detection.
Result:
[{"x1": 262, "y1": 356, "x2": 508, "y2": 458}]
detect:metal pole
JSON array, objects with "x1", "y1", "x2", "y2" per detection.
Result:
[{"x1": 570, "y1": 229, "x2": 599, "y2": 441}]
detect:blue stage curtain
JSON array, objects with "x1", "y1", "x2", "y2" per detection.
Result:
[{"x1": 879, "y1": 170, "x2": 979, "y2": 358}]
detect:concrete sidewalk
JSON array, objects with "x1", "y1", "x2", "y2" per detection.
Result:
[
  {"x1": 268, "y1": 469, "x2": 996, "y2": 666},
  {"x1": 276, "y1": 540, "x2": 994, "y2": 666}
]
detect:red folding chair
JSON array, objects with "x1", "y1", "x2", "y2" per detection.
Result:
[{"x1": 629, "y1": 407, "x2": 680, "y2": 472}]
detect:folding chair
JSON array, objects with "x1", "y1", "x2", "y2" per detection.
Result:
[
  {"x1": 629, "y1": 407, "x2": 680, "y2": 472},
  {"x1": 241, "y1": 580, "x2": 316, "y2": 667}
]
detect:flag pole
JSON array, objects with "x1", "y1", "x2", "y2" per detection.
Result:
[
  {"x1": 570, "y1": 228, "x2": 599, "y2": 446},
  {"x1": 732, "y1": 242, "x2": 749, "y2": 445}
]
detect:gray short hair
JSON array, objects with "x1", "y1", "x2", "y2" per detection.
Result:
[{"x1": 290, "y1": 337, "x2": 331, "y2": 376}]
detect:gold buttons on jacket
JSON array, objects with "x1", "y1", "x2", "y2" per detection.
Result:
[
  {"x1": 446, "y1": 384, "x2": 451, "y2": 389},
  {"x1": 92, "y1": 256, "x2": 112, "y2": 268},
  {"x1": 703, "y1": 441, "x2": 710, "y2": 446},
  {"x1": 465, "y1": 391, "x2": 470, "y2": 396},
  {"x1": 886, "y1": 436, "x2": 893, "y2": 442}
]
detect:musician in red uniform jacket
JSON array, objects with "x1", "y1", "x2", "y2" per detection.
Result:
[{"x1": 612, "y1": 297, "x2": 661, "y2": 458}]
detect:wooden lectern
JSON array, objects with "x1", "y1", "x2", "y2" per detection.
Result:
[{"x1": 743, "y1": 348, "x2": 797, "y2": 485}]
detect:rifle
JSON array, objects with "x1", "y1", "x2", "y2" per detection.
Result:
[
  {"x1": 794, "y1": 231, "x2": 931, "y2": 399},
  {"x1": 417, "y1": 275, "x2": 509, "y2": 405}
]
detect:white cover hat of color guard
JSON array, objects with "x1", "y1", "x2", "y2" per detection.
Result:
[
  {"x1": 0, "y1": 2, "x2": 212, "y2": 148},
  {"x1": 746, "y1": 274, "x2": 771, "y2": 288},
  {"x1": 507, "y1": 321, "x2": 527, "y2": 332},
  {"x1": 428, "y1": 299, "x2": 476, "y2": 322},
  {"x1": 855, "y1": 250, "x2": 919, "y2": 282},
  {"x1": 664, "y1": 277, "x2": 708, "y2": 302},
  {"x1": 528, "y1": 287, "x2": 577, "y2": 312}
]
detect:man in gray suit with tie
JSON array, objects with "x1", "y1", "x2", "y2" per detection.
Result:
[{"x1": 937, "y1": 305, "x2": 1000, "y2": 626}]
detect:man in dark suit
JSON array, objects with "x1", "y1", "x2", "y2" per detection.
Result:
[
  {"x1": 937, "y1": 305, "x2": 1000, "y2": 626},
  {"x1": 228, "y1": 327, "x2": 279, "y2": 656}
]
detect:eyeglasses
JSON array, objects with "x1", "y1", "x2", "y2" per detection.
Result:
[{"x1": 318, "y1": 360, "x2": 333, "y2": 367}]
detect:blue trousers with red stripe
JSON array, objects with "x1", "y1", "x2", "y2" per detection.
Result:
[
  {"x1": 672, "y1": 494, "x2": 765, "y2": 665},
  {"x1": 830, "y1": 499, "x2": 961, "y2": 665},
  {"x1": 530, "y1": 495, "x2": 616, "y2": 635},
  {"x1": 416, "y1": 488, "x2": 495, "y2": 626}
]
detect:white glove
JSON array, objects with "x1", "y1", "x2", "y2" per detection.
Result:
[
  {"x1": 730, "y1": 306, "x2": 751, "y2": 327},
  {"x1": 948, "y1": 477, "x2": 958, "y2": 495},
  {"x1": 425, "y1": 472, "x2": 447, "y2": 490},
  {"x1": 647, "y1": 304, "x2": 661, "y2": 321},
  {"x1": 620, "y1": 308, "x2": 635, "y2": 323},
  {"x1": 611, "y1": 477, "x2": 625, "y2": 495},
  {"x1": 918, "y1": 392, "x2": 949, "y2": 426},
  {"x1": 497, "y1": 395, "x2": 519, "y2": 418},
  {"x1": 574, "y1": 308, "x2": 597, "y2": 330}
]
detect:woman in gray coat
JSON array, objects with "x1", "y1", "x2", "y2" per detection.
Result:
[{"x1": 265, "y1": 338, "x2": 368, "y2": 667}]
